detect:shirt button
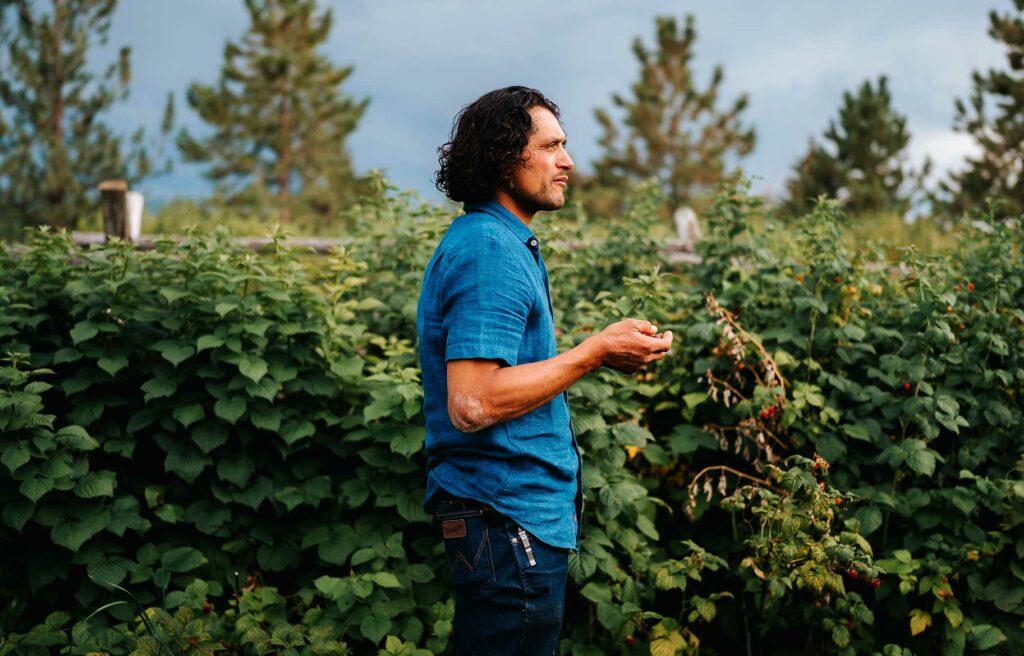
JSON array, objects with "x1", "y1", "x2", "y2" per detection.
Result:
[{"x1": 529, "y1": 238, "x2": 538, "y2": 248}]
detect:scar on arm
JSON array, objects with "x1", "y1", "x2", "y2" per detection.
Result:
[{"x1": 449, "y1": 393, "x2": 493, "y2": 433}]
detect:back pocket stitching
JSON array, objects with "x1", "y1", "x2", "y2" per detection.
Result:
[{"x1": 450, "y1": 526, "x2": 490, "y2": 575}]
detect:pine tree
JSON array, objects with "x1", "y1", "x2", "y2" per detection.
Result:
[
  {"x1": 939, "y1": 0, "x2": 1024, "y2": 219},
  {"x1": 0, "y1": 0, "x2": 155, "y2": 235},
  {"x1": 588, "y1": 15, "x2": 755, "y2": 217},
  {"x1": 178, "y1": 0, "x2": 368, "y2": 225},
  {"x1": 784, "y1": 76, "x2": 926, "y2": 217}
]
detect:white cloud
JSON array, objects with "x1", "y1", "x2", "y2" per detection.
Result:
[{"x1": 908, "y1": 130, "x2": 981, "y2": 183}]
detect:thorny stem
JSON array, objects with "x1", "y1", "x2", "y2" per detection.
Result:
[
  {"x1": 707, "y1": 292, "x2": 788, "y2": 398},
  {"x1": 703, "y1": 422, "x2": 788, "y2": 451},
  {"x1": 690, "y1": 465, "x2": 770, "y2": 489}
]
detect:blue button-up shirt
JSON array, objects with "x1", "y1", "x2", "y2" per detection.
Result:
[{"x1": 417, "y1": 200, "x2": 582, "y2": 549}]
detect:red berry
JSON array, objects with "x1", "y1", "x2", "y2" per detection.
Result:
[
  {"x1": 848, "y1": 569, "x2": 859, "y2": 580},
  {"x1": 968, "y1": 282, "x2": 974, "y2": 291},
  {"x1": 818, "y1": 480, "x2": 825, "y2": 489},
  {"x1": 834, "y1": 498, "x2": 843, "y2": 505},
  {"x1": 845, "y1": 620, "x2": 854, "y2": 631},
  {"x1": 872, "y1": 578, "x2": 881, "y2": 588},
  {"x1": 625, "y1": 635, "x2": 637, "y2": 646},
  {"x1": 903, "y1": 382, "x2": 911, "y2": 391},
  {"x1": 833, "y1": 275, "x2": 842, "y2": 283}
]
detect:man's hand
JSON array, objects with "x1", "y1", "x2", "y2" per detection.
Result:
[
  {"x1": 590, "y1": 319, "x2": 673, "y2": 373},
  {"x1": 445, "y1": 318, "x2": 673, "y2": 433}
]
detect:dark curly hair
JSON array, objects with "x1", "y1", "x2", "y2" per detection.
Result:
[{"x1": 435, "y1": 86, "x2": 560, "y2": 203}]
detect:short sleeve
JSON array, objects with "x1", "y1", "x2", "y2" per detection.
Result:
[{"x1": 442, "y1": 236, "x2": 533, "y2": 366}]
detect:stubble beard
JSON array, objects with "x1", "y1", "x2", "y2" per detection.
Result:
[{"x1": 509, "y1": 181, "x2": 565, "y2": 215}]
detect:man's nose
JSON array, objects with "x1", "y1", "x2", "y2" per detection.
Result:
[{"x1": 559, "y1": 149, "x2": 574, "y2": 171}]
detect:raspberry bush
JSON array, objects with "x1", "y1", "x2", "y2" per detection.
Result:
[{"x1": 1, "y1": 183, "x2": 1021, "y2": 655}]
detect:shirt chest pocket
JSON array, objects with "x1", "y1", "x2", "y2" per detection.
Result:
[{"x1": 519, "y1": 271, "x2": 557, "y2": 361}]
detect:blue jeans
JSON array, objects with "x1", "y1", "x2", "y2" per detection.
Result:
[{"x1": 433, "y1": 494, "x2": 568, "y2": 656}]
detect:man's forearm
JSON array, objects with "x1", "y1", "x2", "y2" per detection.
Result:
[{"x1": 447, "y1": 337, "x2": 604, "y2": 433}]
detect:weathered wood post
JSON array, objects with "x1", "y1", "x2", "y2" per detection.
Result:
[{"x1": 98, "y1": 179, "x2": 128, "y2": 242}]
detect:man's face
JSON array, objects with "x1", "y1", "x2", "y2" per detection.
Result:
[{"x1": 508, "y1": 106, "x2": 574, "y2": 214}]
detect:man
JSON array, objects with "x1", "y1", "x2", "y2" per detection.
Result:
[{"x1": 417, "y1": 86, "x2": 673, "y2": 655}]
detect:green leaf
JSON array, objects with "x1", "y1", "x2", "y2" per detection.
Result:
[
  {"x1": 360, "y1": 613, "x2": 392, "y2": 644},
  {"x1": 69, "y1": 322, "x2": 98, "y2": 345},
  {"x1": 159, "y1": 287, "x2": 188, "y2": 303},
  {"x1": 405, "y1": 564, "x2": 435, "y2": 583},
  {"x1": 367, "y1": 572, "x2": 403, "y2": 589},
  {"x1": 971, "y1": 624, "x2": 1007, "y2": 651},
  {"x1": 251, "y1": 407, "x2": 282, "y2": 432},
  {"x1": 815, "y1": 434, "x2": 846, "y2": 461},
  {"x1": 636, "y1": 514, "x2": 660, "y2": 540},
  {"x1": 318, "y1": 527, "x2": 359, "y2": 565},
  {"x1": 51, "y1": 507, "x2": 110, "y2": 551},
  {"x1": 573, "y1": 412, "x2": 607, "y2": 434},
  {"x1": 611, "y1": 422, "x2": 653, "y2": 445},
  {"x1": 97, "y1": 355, "x2": 129, "y2": 376},
  {"x1": 257, "y1": 541, "x2": 299, "y2": 571},
  {"x1": 56, "y1": 425, "x2": 100, "y2": 451},
  {"x1": 74, "y1": 471, "x2": 116, "y2": 498},
  {"x1": 238, "y1": 355, "x2": 268, "y2": 383},
  {"x1": 196, "y1": 334, "x2": 224, "y2": 352},
  {"x1": 153, "y1": 341, "x2": 195, "y2": 367},
  {"x1": 668, "y1": 425, "x2": 718, "y2": 456},
  {"x1": 87, "y1": 558, "x2": 130, "y2": 587},
  {"x1": 127, "y1": 409, "x2": 161, "y2": 434},
  {"x1": 907, "y1": 445, "x2": 937, "y2": 477},
  {"x1": 217, "y1": 454, "x2": 254, "y2": 487},
  {"x1": 184, "y1": 500, "x2": 231, "y2": 534},
  {"x1": 161, "y1": 546, "x2": 205, "y2": 573},
  {"x1": 943, "y1": 604, "x2": 963, "y2": 629},
  {"x1": 214, "y1": 397, "x2": 246, "y2": 424},
  {"x1": 192, "y1": 422, "x2": 228, "y2": 453},
  {"x1": 693, "y1": 595, "x2": 717, "y2": 622},
  {"x1": 2, "y1": 499, "x2": 34, "y2": 531},
  {"x1": 390, "y1": 426, "x2": 424, "y2": 457},
  {"x1": 52, "y1": 347, "x2": 83, "y2": 364},
  {"x1": 141, "y1": 376, "x2": 177, "y2": 401},
  {"x1": 280, "y1": 418, "x2": 315, "y2": 445},
  {"x1": 841, "y1": 424, "x2": 871, "y2": 441},
  {"x1": 20, "y1": 477, "x2": 54, "y2": 503},
  {"x1": 173, "y1": 403, "x2": 205, "y2": 429},
  {"x1": 2, "y1": 444, "x2": 31, "y2": 472},
  {"x1": 855, "y1": 505, "x2": 883, "y2": 535}
]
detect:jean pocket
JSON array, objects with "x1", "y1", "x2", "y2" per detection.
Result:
[{"x1": 438, "y1": 510, "x2": 496, "y2": 590}]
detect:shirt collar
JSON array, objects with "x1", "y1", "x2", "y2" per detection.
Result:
[{"x1": 464, "y1": 200, "x2": 539, "y2": 250}]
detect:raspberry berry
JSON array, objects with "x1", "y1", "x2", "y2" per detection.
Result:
[
  {"x1": 625, "y1": 635, "x2": 637, "y2": 646},
  {"x1": 968, "y1": 282, "x2": 975, "y2": 291},
  {"x1": 903, "y1": 382, "x2": 911, "y2": 391},
  {"x1": 834, "y1": 498, "x2": 843, "y2": 505},
  {"x1": 872, "y1": 578, "x2": 881, "y2": 588},
  {"x1": 848, "y1": 569, "x2": 859, "y2": 580}
]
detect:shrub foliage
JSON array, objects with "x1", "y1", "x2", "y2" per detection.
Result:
[{"x1": 1, "y1": 186, "x2": 1022, "y2": 655}]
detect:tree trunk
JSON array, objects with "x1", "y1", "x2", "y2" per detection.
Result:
[
  {"x1": 277, "y1": 78, "x2": 292, "y2": 223},
  {"x1": 46, "y1": 0, "x2": 70, "y2": 228}
]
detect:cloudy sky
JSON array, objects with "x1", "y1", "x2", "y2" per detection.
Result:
[{"x1": 98, "y1": 0, "x2": 1005, "y2": 207}]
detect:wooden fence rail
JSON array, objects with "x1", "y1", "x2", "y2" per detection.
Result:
[{"x1": 69, "y1": 231, "x2": 705, "y2": 264}]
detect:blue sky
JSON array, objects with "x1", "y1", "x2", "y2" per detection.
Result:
[{"x1": 97, "y1": 1, "x2": 1005, "y2": 208}]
